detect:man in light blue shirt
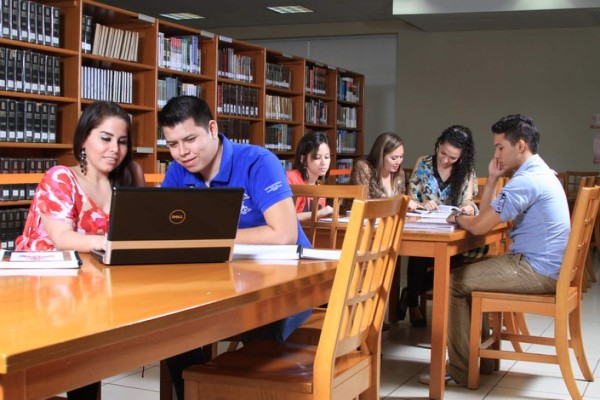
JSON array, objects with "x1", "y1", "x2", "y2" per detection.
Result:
[{"x1": 419, "y1": 114, "x2": 570, "y2": 387}]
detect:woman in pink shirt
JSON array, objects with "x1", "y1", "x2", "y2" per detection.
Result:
[{"x1": 286, "y1": 132, "x2": 333, "y2": 221}]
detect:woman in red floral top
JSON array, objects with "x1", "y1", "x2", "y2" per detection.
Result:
[
  {"x1": 17, "y1": 101, "x2": 145, "y2": 252},
  {"x1": 15, "y1": 101, "x2": 145, "y2": 399}
]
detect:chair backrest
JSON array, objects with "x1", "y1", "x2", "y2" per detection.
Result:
[
  {"x1": 557, "y1": 186, "x2": 600, "y2": 298},
  {"x1": 570, "y1": 175, "x2": 597, "y2": 221},
  {"x1": 564, "y1": 171, "x2": 599, "y2": 202},
  {"x1": 313, "y1": 195, "x2": 408, "y2": 397},
  {"x1": 291, "y1": 184, "x2": 368, "y2": 248},
  {"x1": 473, "y1": 176, "x2": 509, "y2": 206},
  {"x1": 327, "y1": 168, "x2": 352, "y2": 184}
]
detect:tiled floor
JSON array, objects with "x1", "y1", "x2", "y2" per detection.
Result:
[{"x1": 95, "y1": 256, "x2": 600, "y2": 399}]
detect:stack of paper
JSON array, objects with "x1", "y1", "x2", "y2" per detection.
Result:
[{"x1": 405, "y1": 205, "x2": 457, "y2": 232}]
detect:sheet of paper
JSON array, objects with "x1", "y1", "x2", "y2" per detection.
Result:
[
  {"x1": 301, "y1": 248, "x2": 342, "y2": 260},
  {"x1": 232, "y1": 244, "x2": 300, "y2": 260}
]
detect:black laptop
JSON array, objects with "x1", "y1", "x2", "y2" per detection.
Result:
[{"x1": 91, "y1": 187, "x2": 243, "y2": 265}]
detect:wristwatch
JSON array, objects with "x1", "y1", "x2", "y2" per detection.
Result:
[{"x1": 450, "y1": 209, "x2": 467, "y2": 224}]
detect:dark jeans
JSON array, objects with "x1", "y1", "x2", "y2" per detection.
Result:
[
  {"x1": 165, "y1": 309, "x2": 312, "y2": 400},
  {"x1": 406, "y1": 256, "x2": 434, "y2": 308}
]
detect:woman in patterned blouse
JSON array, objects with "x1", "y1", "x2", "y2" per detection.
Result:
[
  {"x1": 17, "y1": 101, "x2": 145, "y2": 253},
  {"x1": 16, "y1": 101, "x2": 145, "y2": 399},
  {"x1": 350, "y1": 132, "x2": 419, "y2": 209},
  {"x1": 399, "y1": 125, "x2": 477, "y2": 327}
]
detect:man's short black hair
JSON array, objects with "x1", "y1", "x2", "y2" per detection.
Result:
[
  {"x1": 491, "y1": 114, "x2": 539, "y2": 154},
  {"x1": 158, "y1": 96, "x2": 213, "y2": 129}
]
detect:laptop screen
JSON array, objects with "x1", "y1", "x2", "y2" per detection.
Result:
[
  {"x1": 108, "y1": 187, "x2": 243, "y2": 241},
  {"x1": 96, "y1": 187, "x2": 244, "y2": 265}
]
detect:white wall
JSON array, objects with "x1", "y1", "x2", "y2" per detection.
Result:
[
  {"x1": 253, "y1": 35, "x2": 397, "y2": 154},
  {"x1": 396, "y1": 27, "x2": 600, "y2": 175}
]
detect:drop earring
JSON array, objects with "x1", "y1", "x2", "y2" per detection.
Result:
[{"x1": 79, "y1": 148, "x2": 87, "y2": 175}]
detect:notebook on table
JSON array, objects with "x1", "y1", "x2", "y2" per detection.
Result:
[{"x1": 91, "y1": 187, "x2": 243, "y2": 265}]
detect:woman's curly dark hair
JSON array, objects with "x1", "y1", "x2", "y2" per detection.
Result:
[{"x1": 433, "y1": 125, "x2": 475, "y2": 205}]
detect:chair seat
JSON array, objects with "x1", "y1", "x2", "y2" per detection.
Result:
[
  {"x1": 473, "y1": 287, "x2": 578, "y2": 316},
  {"x1": 184, "y1": 340, "x2": 371, "y2": 395}
]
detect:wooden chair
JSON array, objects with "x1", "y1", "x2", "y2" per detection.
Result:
[
  {"x1": 467, "y1": 186, "x2": 600, "y2": 400},
  {"x1": 564, "y1": 171, "x2": 599, "y2": 211},
  {"x1": 291, "y1": 184, "x2": 368, "y2": 249},
  {"x1": 327, "y1": 168, "x2": 352, "y2": 184},
  {"x1": 182, "y1": 195, "x2": 409, "y2": 400},
  {"x1": 570, "y1": 176, "x2": 598, "y2": 291}
]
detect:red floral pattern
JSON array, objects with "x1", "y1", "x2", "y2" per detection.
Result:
[{"x1": 15, "y1": 166, "x2": 109, "y2": 251}]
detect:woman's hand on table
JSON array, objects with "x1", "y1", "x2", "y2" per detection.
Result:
[
  {"x1": 317, "y1": 205, "x2": 334, "y2": 218},
  {"x1": 422, "y1": 199, "x2": 439, "y2": 211},
  {"x1": 407, "y1": 199, "x2": 421, "y2": 212},
  {"x1": 460, "y1": 204, "x2": 476, "y2": 216}
]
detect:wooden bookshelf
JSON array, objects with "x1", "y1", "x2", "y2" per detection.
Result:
[
  {"x1": 335, "y1": 68, "x2": 364, "y2": 158},
  {"x1": 264, "y1": 49, "x2": 304, "y2": 160},
  {"x1": 0, "y1": 0, "x2": 365, "y2": 247}
]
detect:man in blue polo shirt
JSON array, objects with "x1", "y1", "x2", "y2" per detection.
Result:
[
  {"x1": 158, "y1": 95, "x2": 311, "y2": 400},
  {"x1": 419, "y1": 114, "x2": 570, "y2": 387}
]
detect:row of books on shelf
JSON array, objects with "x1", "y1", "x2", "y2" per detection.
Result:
[
  {"x1": 0, "y1": 99, "x2": 57, "y2": 143},
  {"x1": 158, "y1": 78, "x2": 202, "y2": 108},
  {"x1": 265, "y1": 95, "x2": 292, "y2": 121},
  {"x1": 266, "y1": 63, "x2": 291, "y2": 89},
  {"x1": 218, "y1": 118, "x2": 251, "y2": 144},
  {"x1": 1, "y1": 183, "x2": 34, "y2": 201},
  {"x1": 338, "y1": 76, "x2": 360, "y2": 103},
  {"x1": 90, "y1": 22, "x2": 140, "y2": 62},
  {"x1": 158, "y1": 33, "x2": 201, "y2": 74},
  {"x1": 305, "y1": 99, "x2": 328, "y2": 126},
  {"x1": 334, "y1": 158, "x2": 353, "y2": 183},
  {"x1": 81, "y1": 66, "x2": 133, "y2": 104},
  {"x1": 305, "y1": 65, "x2": 328, "y2": 96},
  {"x1": 0, "y1": 207, "x2": 27, "y2": 250},
  {"x1": 218, "y1": 47, "x2": 254, "y2": 83},
  {"x1": 217, "y1": 83, "x2": 259, "y2": 117},
  {"x1": 0, "y1": 48, "x2": 61, "y2": 95},
  {"x1": 1, "y1": 0, "x2": 60, "y2": 47},
  {"x1": 280, "y1": 159, "x2": 292, "y2": 171},
  {"x1": 156, "y1": 159, "x2": 172, "y2": 175},
  {"x1": 336, "y1": 130, "x2": 358, "y2": 154},
  {"x1": 0, "y1": 156, "x2": 56, "y2": 173},
  {"x1": 337, "y1": 106, "x2": 358, "y2": 129},
  {"x1": 265, "y1": 123, "x2": 293, "y2": 151}
]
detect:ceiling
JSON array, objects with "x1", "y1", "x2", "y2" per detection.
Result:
[{"x1": 98, "y1": 0, "x2": 600, "y2": 34}]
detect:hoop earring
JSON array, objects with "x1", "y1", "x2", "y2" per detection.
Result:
[{"x1": 79, "y1": 148, "x2": 87, "y2": 175}]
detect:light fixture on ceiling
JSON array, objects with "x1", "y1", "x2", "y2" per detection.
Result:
[
  {"x1": 159, "y1": 12, "x2": 205, "y2": 20},
  {"x1": 267, "y1": 5, "x2": 314, "y2": 14}
]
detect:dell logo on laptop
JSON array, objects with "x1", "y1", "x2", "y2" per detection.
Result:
[{"x1": 169, "y1": 210, "x2": 186, "y2": 224}]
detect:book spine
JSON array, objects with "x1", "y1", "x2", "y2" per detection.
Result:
[
  {"x1": 24, "y1": 99, "x2": 33, "y2": 142},
  {"x1": 0, "y1": 98, "x2": 7, "y2": 142},
  {"x1": 51, "y1": 6, "x2": 59, "y2": 47}
]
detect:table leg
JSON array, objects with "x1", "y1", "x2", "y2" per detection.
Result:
[
  {"x1": 429, "y1": 243, "x2": 451, "y2": 400},
  {"x1": 160, "y1": 360, "x2": 173, "y2": 400}
]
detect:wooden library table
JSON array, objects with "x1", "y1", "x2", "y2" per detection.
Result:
[{"x1": 0, "y1": 254, "x2": 337, "y2": 400}]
